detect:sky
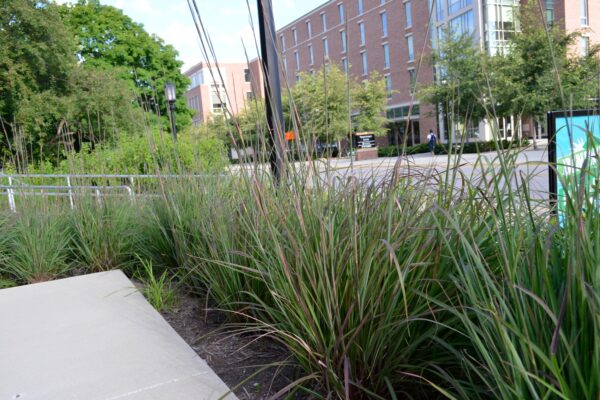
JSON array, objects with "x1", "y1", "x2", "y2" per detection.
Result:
[{"x1": 56, "y1": 0, "x2": 326, "y2": 72}]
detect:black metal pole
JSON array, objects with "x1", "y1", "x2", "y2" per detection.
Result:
[
  {"x1": 257, "y1": 0, "x2": 285, "y2": 184},
  {"x1": 169, "y1": 101, "x2": 177, "y2": 142}
]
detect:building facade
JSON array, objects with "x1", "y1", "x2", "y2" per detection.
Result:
[
  {"x1": 183, "y1": 60, "x2": 263, "y2": 126},
  {"x1": 276, "y1": 0, "x2": 599, "y2": 144}
]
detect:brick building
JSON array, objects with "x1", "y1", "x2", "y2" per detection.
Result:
[
  {"x1": 276, "y1": 0, "x2": 599, "y2": 144},
  {"x1": 183, "y1": 60, "x2": 263, "y2": 126}
]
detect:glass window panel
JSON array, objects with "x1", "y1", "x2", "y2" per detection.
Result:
[
  {"x1": 407, "y1": 35, "x2": 415, "y2": 61},
  {"x1": 383, "y1": 43, "x2": 390, "y2": 68},
  {"x1": 361, "y1": 51, "x2": 368, "y2": 75},
  {"x1": 359, "y1": 22, "x2": 366, "y2": 45}
]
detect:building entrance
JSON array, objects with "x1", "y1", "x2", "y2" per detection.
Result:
[{"x1": 387, "y1": 120, "x2": 420, "y2": 147}]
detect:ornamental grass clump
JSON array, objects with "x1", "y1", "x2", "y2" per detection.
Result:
[
  {"x1": 430, "y1": 149, "x2": 600, "y2": 400},
  {"x1": 68, "y1": 198, "x2": 140, "y2": 273},
  {"x1": 1, "y1": 204, "x2": 72, "y2": 284},
  {"x1": 169, "y1": 164, "x2": 471, "y2": 399}
]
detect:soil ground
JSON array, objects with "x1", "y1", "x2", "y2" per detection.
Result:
[{"x1": 161, "y1": 294, "x2": 308, "y2": 400}]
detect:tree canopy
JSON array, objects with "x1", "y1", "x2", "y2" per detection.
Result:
[
  {"x1": 59, "y1": 0, "x2": 193, "y2": 131},
  {"x1": 421, "y1": 5, "x2": 599, "y2": 138},
  {"x1": 0, "y1": 0, "x2": 195, "y2": 167},
  {"x1": 289, "y1": 64, "x2": 387, "y2": 144}
]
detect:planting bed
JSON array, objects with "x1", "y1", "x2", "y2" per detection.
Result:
[{"x1": 162, "y1": 294, "x2": 307, "y2": 400}]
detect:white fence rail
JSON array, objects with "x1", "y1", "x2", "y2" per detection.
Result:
[{"x1": 0, "y1": 173, "x2": 211, "y2": 212}]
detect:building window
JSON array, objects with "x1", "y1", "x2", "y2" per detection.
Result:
[
  {"x1": 189, "y1": 71, "x2": 203, "y2": 89},
  {"x1": 381, "y1": 12, "x2": 388, "y2": 37},
  {"x1": 283, "y1": 56, "x2": 288, "y2": 74},
  {"x1": 295, "y1": 51, "x2": 300, "y2": 70},
  {"x1": 293, "y1": 28, "x2": 298, "y2": 45},
  {"x1": 405, "y1": 2, "x2": 412, "y2": 28},
  {"x1": 323, "y1": 37, "x2": 329, "y2": 58},
  {"x1": 582, "y1": 36, "x2": 590, "y2": 56},
  {"x1": 582, "y1": 0, "x2": 588, "y2": 26},
  {"x1": 338, "y1": 3, "x2": 345, "y2": 24},
  {"x1": 187, "y1": 95, "x2": 200, "y2": 112},
  {"x1": 244, "y1": 68, "x2": 250, "y2": 82},
  {"x1": 342, "y1": 57, "x2": 349, "y2": 74},
  {"x1": 280, "y1": 34, "x2": 286, "y2": 51},
  {"x1": 383, "y1": 43, "x2": 390, "y2": 68},
  {"x1": 407, "y1": 35, "x2": 415, "y2": 61},
  {"x1": 448, "y1": 0, "x2": 472, "y2": 15},
  {"x1": 450, "y1": 10, "x2": 474, "y2": 36},
  {"x1": 483, "y1": 2, "x2": 518, "y2": 54},
  {"x1": 309, "y1": 44, "x2": 314, "y2": 65},
  {"x1": 307, "y1": 21, "x2": 312, "y2": 38},
  {"x1": 408, "y1": 69, "x2": 416, "y2": 94},
  {"x1": 359, "y1": 22, "x2": 366, "y2": 45},
  {"x1": 341, "y1": 30, "x2": 347, "y2": 52},
  {"x1": 436, "y1": 0, "x2": 445, "y2": 20},
  {"x1": 384, "y1": 75, "x2": 392, "y2": 98},
  {"x1": 358, "y1": 0, "x2": 363, "y2": 15},
  {"x1": 246, "y1": 91, "x2": 255, "y2": 101},
  {"x1": 361, "y1": 51, "x2": 368, "y2": 75},
  {"x1": 381, "y1": 0, "x2": 386, "y2": 4},
  {"x1": 322, "y1": 13, "x2": 327, "y2": 31},
  {"x1": 211, "y1": 85, "x2": 226, "y2": 113},
  {"x1": 545, "y1": 0, "x2": 555, "y2": 24}
]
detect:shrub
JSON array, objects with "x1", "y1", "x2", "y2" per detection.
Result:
[{"x1": 378, "y1": 138, "x2": 530, "y2": 157}]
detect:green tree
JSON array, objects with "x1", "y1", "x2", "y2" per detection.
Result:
[
  {"x1": 290, "y1": 63, "x2": 387, "y2": 144},
  {"x1": 505, "y1": 4, "x2": 599, "y2": 133},
  {"x1": 0, "y1": 0, "x2": 142, "y2": 165},
  {"x1": 292, "y1": 64, "x2": 352, "y2": 143},
  {"x1": 59, "y1": 0, "x2": 193, "y2": 132},
  {"x1": 421, "y1": 5, "x2": 600, "y2": 142},
  {"x1": 233, "y1": 98, "x2": 267, "y2": 147},
  {"x1": 0, "y1": 0, "x2": 74, "y2": 160},
  {"x1": 352, "y1": 72, "x2": 388, "y2": 135},
  {"x1": 420, "y1": 29, "x2": 490, "y2": 140}
]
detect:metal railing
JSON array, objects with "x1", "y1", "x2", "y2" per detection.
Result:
[{"x1": 0, "y1": 173, "x2": 211, "y2": 212}]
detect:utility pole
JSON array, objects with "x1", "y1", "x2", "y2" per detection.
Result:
[{"x1": 257, "y1": 0, "x2": 285, "y2": 184}]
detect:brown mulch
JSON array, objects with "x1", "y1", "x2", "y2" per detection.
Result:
[{"x1": 161, "y1": 294, "x2": 309, "y2": 400}]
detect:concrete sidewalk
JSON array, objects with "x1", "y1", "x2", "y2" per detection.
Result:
[{"x1": 0, "y1": 271, "x2": 237, "y2": 400}]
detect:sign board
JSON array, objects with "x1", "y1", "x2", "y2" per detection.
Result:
[
  {"x1": 548, "y1": 110, "x2": 600, "y2": 216},
  {"x1": 353, "y1": 133, "x2": 376, "y2": 149},
  {"x1": 230, "y1": 146, "x2": 255, "y2": 161}
]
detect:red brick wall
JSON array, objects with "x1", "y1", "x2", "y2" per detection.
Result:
[{"x1": 278, "y1": 0, "x2": 436, "y2": 144}]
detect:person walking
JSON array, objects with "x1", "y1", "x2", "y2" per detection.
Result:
[{"x1": 427, "y1": 129, "x2": 437, "y2": 155}]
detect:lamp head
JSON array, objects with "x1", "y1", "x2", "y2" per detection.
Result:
[{"x1": 164, "y1": 81, "x2": 176, "y2": 102}]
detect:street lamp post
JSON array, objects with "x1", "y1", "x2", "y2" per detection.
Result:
[
  {"x1": 164, "y1": 81, "x2": 177, "y2": 142},
  {"x1": 257, "y1": 0, "x2": 285, "y2": 184}
]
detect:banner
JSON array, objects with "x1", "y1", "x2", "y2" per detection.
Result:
[{"x1": 548, "y1": 110, "x2": 600, "y2": 217}]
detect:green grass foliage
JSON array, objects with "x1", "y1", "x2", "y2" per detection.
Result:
[{"x1": 0, "y1": 141, "x2": 597, "y2": 399}]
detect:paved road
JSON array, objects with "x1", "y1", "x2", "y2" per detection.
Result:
[
  {"x1": 318, "y1": 146, "x2": 551, "y2": 200},
  {"x1": 233, "y1": 144, "x2": 552, "y2": 201}
]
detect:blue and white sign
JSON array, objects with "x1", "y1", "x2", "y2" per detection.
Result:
[{"x1": 549, "y1": 111, "x2": 600, "y2": 216}]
